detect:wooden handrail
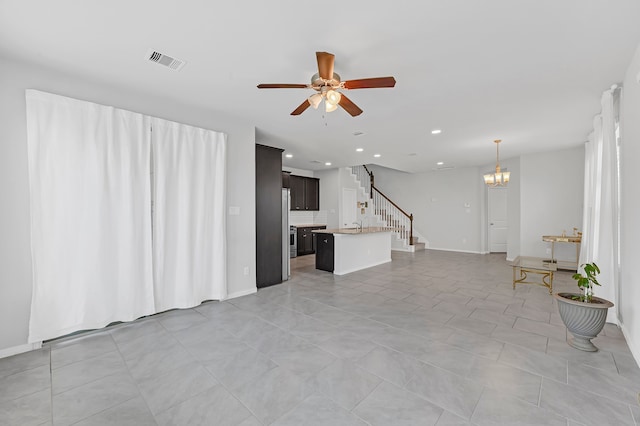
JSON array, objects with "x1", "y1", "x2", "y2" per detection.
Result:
[
  {"x1": 371, "y1": 185, "x2": 412, "y2": 219},
  {"x1": 362, "y1": 164, "x2": 374, "y2": 188},
  {"x1": 360, "y1": 164, "x2": 414, "y2": 245}
]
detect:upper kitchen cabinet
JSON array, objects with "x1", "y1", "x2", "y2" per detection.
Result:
[
  {"x1": 290, "y1": 175, "x2": 305, "y2": 209},
  {"x1": 290, "y1": 175, "x2": 319, "y2": 211},
  {"x1": 282, "y1": 171, "x2": 291, "y2": 189}
]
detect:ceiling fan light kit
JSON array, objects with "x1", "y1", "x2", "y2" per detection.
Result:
[
  {"x1": 257, "y1": 51, "x2": 396, "y2": 117},
  {"x1": 483, "y1": 139, "x2": 510, "y2": 186},
  {"x1": 308, "y1": 93, "x2": 322, "y2": 109}
]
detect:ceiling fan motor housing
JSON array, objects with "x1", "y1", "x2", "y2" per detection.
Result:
[{"x1": 311, "y1": 72, "x2": 341, "y2": 90}]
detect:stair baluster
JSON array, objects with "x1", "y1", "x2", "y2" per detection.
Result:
[{"x1": 351, "y1": 165, "x2": 415, "y2": 247}]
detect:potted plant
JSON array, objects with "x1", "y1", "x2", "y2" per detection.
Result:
[{"x1": 554, "y1": 262, "x2": 613, "y2": 352}]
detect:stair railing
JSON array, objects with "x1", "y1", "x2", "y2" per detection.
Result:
[{"x1": 351, "y1": 165, "x2": 414, "y2": 245}]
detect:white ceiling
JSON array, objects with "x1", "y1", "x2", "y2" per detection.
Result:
[{"x1": 1, "y1": 1, "x2": 639, "y2": 173}]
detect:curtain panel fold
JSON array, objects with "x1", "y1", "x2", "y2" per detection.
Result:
[
  {"x1": 26, "y1": 90, "x2": 155, "y2": 342},
  {"x1": 579, "y1": 88, "x2": 619, "y2": 323},
  {"x1": 25, "y1": 90, "x2": 228, "y2": 342},
  {"x1": 151, "y1": 117, "x2": 227, "y2": 310}
]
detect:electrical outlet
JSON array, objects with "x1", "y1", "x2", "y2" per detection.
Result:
[
  {"x1": 546, "y1": 248, "x2": 552, "y2": 255},
  {"x1": 243, "y1": 266, "x2": 249, "y2": 275}
]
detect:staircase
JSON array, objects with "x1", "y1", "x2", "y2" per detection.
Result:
[{"x1": 350, "y1": 165, "x2": 426, "y2": 252}]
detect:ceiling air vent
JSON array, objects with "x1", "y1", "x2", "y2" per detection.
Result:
[{"x1": 145, "y1": 49, "x2": 186, "y2": 71}]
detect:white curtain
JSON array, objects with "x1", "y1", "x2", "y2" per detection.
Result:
[
  {"x1": 151, "y1": 117, "x2": 227, "y2": 311},
  {"x1": 579, "y1": 87, "x2": 619, "y2": 323},
  {"x1": 26, "y1": 90, "x2": 155, "y2": 342}
]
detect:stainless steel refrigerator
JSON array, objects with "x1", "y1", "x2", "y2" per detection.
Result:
[{"x1": 282, "y1": 189, "x2": 290, "y2": 281}]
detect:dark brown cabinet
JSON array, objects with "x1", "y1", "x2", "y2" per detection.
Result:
[
  {"x1": 289, "y1": 175, "x2": 320, "y2": 211},
  {"x1": 315, "y1": 233, "x2": 334, "y2": 272},
  {"x1": 296, "y1": 225, "x2": 326, "y2": 256},
  {"x1": 290, "y1": 175, "x2": 305, "y2": 210},
  {"x1": 255, "y1": 144, "x2": 284, "y2": 288},
  {"x1": 282, "y1": 171, "x2": 290, "y2": 189},
  {"x1": 297, "y1": 227, "x2": 313, "y2": 255},
  {"x1": 305, "y1": 178, "x2": 319, "y2": 210}
]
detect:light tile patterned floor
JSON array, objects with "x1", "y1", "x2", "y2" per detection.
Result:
[{"x1": 1, "y1": 250, "x2": 639, "y2": 425}]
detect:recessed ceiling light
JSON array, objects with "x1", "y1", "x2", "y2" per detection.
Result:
[
  {"x1": 431, "y1": 129, "x2": 442, "y2": 134},
  {"x1": 285, "y1": 153, "x2": 293, "y2": 158},
  {"x1": 325, "y1": 162, "x2": 332, "y2": 166},
  {"x1": 353, "y1": 131, "x2": 365, "y2": 136},
  {"x1": 373, "y1": 154, "x2": 381, "y2": 158},
  {"x1": 356, "y1": 148, "x2": 364, "y2": 152},
  {"x1": 437, "y1": 161, "x2": 444, "y2": 165}
]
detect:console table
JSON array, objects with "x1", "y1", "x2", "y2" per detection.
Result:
[{"x1": 542, "y1": 234, "x2": 581, "y2": 271}]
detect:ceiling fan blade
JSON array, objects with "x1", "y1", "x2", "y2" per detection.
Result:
[
  {"x1": 291, "y1": 99, "x2": 311, "y2": 116},
  {"x1": 343, "y1": 77, "x2": 396, "y2": 89},
  {"x1": 257, "y1": 84, "x2": 309, "y2": 89},
  {"x1": 316, "y1": 52, "x2": 335, "y2": 80},
  {"x1": 338, "y1": 93, "x2": 363, "y2": 117}
]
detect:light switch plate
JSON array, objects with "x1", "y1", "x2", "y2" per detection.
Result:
[{"x1": 228, "y1": 206, "x2": 240, "y2": 216}]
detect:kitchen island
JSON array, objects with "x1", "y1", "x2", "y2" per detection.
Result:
[{"x1": 313, "y1": 227, "x2": 393, "y2": 275}]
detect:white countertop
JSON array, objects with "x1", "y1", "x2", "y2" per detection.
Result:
[{"x1": 313, "y1": 227, "x2": 395, "y2": 235}]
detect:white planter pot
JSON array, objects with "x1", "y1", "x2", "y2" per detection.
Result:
[{"x1": 554, "y1": 292, "x2": 613, "y2": 352}]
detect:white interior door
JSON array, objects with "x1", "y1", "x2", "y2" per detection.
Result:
[
  {"x1": 342, "y1": 188, "x2": 358, "y2": 228},
  {"x1": 488, "y1": 187, "x2": 508, "y2": 252}
]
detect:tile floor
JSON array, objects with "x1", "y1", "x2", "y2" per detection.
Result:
[{"x1": 1, "y1": 250, "x2": 639, "y2": 425}]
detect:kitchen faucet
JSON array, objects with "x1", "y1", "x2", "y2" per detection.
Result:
[{"x1": 352, "y1": 220, "x2": 362, "y2": 232}]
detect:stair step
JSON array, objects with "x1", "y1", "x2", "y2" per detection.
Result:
[{"x1": 409, "y1": 242, "x2": 426, "y2": 252}]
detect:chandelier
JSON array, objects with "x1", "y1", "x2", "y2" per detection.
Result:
[{"x1": 483, "y1": 139, "x2": 510, "y2": 186}]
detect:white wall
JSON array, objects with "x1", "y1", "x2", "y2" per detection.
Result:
[
  {"x1": 314, "y1": 167, "x2": 378, "y2": 230},
  {"x1": 338, "y1": 168, "x2": 367, "y2": 229},
  {"x1": 314, "y1": 169, "x2": 340, "y2": 229},
  {"x1": 0, "y1": 57, "x2": 256, "y2": 354},
  {"x1": 283, "y1": 167, "x2": 314, "y2": 178},
  {"x1": 505, "y1": 157, "x2": 521, "y2": 261},
  {"x1": 619, "y1": 43, "x2": 640, "y2": 364},
  {"x1": 369, "y1": 148, "x2": 583, "y2": 260},
  {"x1": 370, "y1": 165, "x2": 484, "y2": 253},
  {"x1": 519, "y1": 147, "x2": 584, "y2": 262}
]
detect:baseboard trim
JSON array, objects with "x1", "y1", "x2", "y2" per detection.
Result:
[
  {"x1": 426, "y1": 247, "x2": 484, "y2": 255},
  {"x1": 0, "y1": 341, "x2": 42, "y2": 360},
  {"x1": 225, "y1": 287, "x2": 257, "y2": 300}
]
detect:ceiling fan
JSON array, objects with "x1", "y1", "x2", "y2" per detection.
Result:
[{"x1": 257, "y1": 51, "x2": 396, "y2": 117}]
